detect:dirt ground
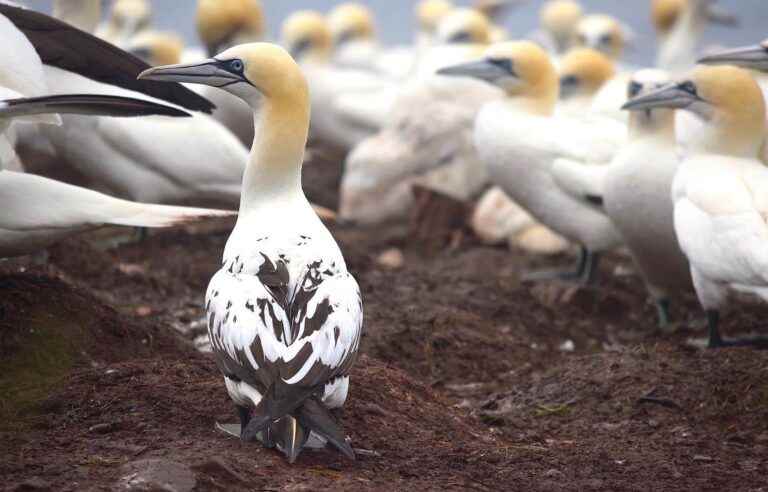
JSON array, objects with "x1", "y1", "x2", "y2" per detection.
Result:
[{"x1": 1, "y1": 156, "x2": 767, "y2": 491}]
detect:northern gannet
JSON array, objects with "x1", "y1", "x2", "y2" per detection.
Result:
[
  {"x1": 439, "y1": 41, "x2": 625, "y2": 283},
  {"x1": 603, "y1": 70, "x2": 692, "y2": 326},
  {"x1": 140, "y1": 43, "x2": 363, "y2": 462},
  {"x1": 282, "y1": 10, "x2": 393, "y2": 152},
  {"x1": 536, "y1": 0, "x2": 583, "y2": 56},
  {"x1": 194, "y1": 0, "x2": 265, "y2": 146},
  {"x1": 573, "y1": 14, "x2": 630, "y2": 66},
  {"x1": 624, "y1": 65, "x2": 768, "y2": 348},
  {"x1": 473, "y1": 0, "x2": 518, "y2": 43},
  {"x1": 415, "y1": 0, "x2": 455, "y2": 51},
  {"x1": 698, "y1": 39, "x2": 768, "y2": 104},
  {"x1": 558, "y1": 47, "x2": 615, "y2": 115},
  {"x1": 97, "y1": 0, "x2": 151, "y2": 47},
  {"x1": 653, "y1": 0, "x2": 738, "y2": 73}
]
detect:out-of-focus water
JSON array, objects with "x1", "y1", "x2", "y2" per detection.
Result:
[{"x1": 22, "y1": 0, "x2": 768, "y2": 66}]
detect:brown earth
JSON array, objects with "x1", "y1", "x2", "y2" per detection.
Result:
[{"x1": 1, "y1": 158, "x2": 767, "y2": 491}]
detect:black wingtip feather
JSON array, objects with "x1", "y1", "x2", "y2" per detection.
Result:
[
  {"x1": 0, "y1": 3, "x2": 215, "y2": 114},
  {"x1": 297, "y1": 398, "x2": 356, "y2": 461},
  {"x1": 3, "y1": 94, "x2": 191, "y2": 118}
]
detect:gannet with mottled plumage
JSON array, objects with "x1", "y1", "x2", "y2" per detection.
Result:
[
  {"x1": 139, "y1": 43, "x2": 363, "y2": 462},
  {"x1": 439, "y1": 41, "x2": 625, "y2": 283},
  {"x1": 624, "y1": 65, "x2": 768, "y2": 348},
  {"x1": 603, "y1": 70, "x2": 692, "y2": 327}
]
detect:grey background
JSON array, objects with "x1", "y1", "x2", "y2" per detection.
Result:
[{"x1": 22, "y1": 0, "x2": 768, "y2": 66}]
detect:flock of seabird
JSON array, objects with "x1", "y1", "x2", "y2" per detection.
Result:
[{"x1": 3, "y1": 0, "x2": 768, "y2": 464}]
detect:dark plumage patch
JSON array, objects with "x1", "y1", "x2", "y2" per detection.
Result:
[{"x1": 586, "y1": 195, "x2": 604, "y2": 208}]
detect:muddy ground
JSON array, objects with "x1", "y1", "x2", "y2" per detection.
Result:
[{"x1": 1, "y1": 156, "x2": 767, "y2": 491}]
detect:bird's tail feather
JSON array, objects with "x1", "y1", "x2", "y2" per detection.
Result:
[
  {"x1": 106, "y1": 202, "x2": 236, "y2": 228},
  {"x1": 296, "y1": 397, "x2": 355, "y2": 460},
  {"x1": 0, "y1": 94, "x2": 190, "y2": 120}
]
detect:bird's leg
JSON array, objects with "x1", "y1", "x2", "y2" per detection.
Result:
[
  {"x1": 522, "y1": 246, "x2": 592, "y2": 284},
  {"x1": 134, "y1": 227, "x2": 149, "y2": 242},
  {"x1": 579, "y1": 250, "x2": 602, "y2": 285},
  {"x1": 655, "y1": 298, "x2": 672, "y2": 329},
  {"x1": 705, "y1": 310, "x2": 768, "y2": 349},
  {"x1": 237, "y1": 405, "x2": 254, "y2": 441}
]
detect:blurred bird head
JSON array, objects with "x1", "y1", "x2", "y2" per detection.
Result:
[
  {"x1": 436, "y1": 8, "x2": 492, "y2": 45},
  {"x1": 102, "y1": 0, "x2": 151, "y2": 44},
  {"x1": 438, "y1": 41, "x2": 558, "y2": 113},
  {"x1": 652, "y1": 0, "x2": 738, "y2": 38},
  {"x1": 558, "y1": 48, "x2": 615, "y2": 100},
  {"x1": 416, "y1": 0, "x2": 454, "y2": 34},
  {"x1": 473, "y1": 0, "x2": 518, "y2": 22},
  {"x1": 623, "y1": 65, "x2": 766, "y2": 156},
  {"x1": 622, "y1": 69, "x2": 676, "y2": 135},
  {"x1": 127, "y1": 32, "x2": 184, "y2": 66},
  {"x1": 698, "y1": 40, "x2": 768, "y2": 73},
  {"x1": 573, "y1": 14, "x2": 626, "y2": 61},
  {"x1": 139, "y1": 43, "x2": 308, "y2": 114},
  {"x1": 539, "y1": 0, "x2": 583, "y2": 54},
  {"x1": 281, "y1": 11, "x2": 333, "y2": 63},
  {"x1": 197, "y1": 0, "x2": 264, "y2": 57},
  {"x1": 327, "y1": 3, "x2": 376, "y2": 46}
]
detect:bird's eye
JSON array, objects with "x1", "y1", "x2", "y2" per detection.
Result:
[
  {"x1": 489, "y1": 58, "x2": 514, "y2": 73},
  {"x1": 628, "y1": 81, "x2": 643, "y2": 98},
  {"x1": 599, "y1": 33, "x2": 613, "y2": 45},
  {"x1": 561, "y1": 75, "x2": 579, "y2": 87},
  {"x1": 230, "y1": 60, "x2": 244, "y2": 72},
  {"x1": 679, "y1": 81, "x2": 697, "y2": 95}
]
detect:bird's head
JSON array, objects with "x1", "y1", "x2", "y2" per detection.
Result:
[
  {"x1": 127, "y1": 32, "x2": 184, "y2": 67},
  {"x1": 436, "y1": 8, "x2": 492, "y2": 45},
  {"x1": 438, "y1": 41, "x2": 557, "y2": 113},
  {"x1": 196, "y1": 0, "x2": 264, "y2": 57},
  {"x1": 573, "y1": 14, "x2": 625, "y2": 61},
  {"x1": 539, "y1": 0, "x2": 583, "y2": 53},
  {"x1": 652, "y1": 0, "x2": 738, "y2": 37},
  {"x1": 621, "y1": 69, "x2": 675, "y2": 133},
  {"x1": 558, "y1": 47, "x2": 615, "y2": 100},
  {"x1": 102, "y1": 0, "x2": 151, "y2": 44},
  {"x1": 281, "y1": 10, "x2": 333, "y2": 62},
  {"x1": 698, "y1": 39, "x2": 768, "y2": 73},
  {"x1": 416, "y1": 0, "x2": 454, "y2": 34},
  {"x1": 139, "y1": 43, "x2": 308, "y2": 112},
  {"x1": 623, "y1": 65, "x2": 766, "y2": 156},
  {"x1": 327, "y1": 3, "x2": 375, "y2": 46},
  {"x1": 473, "y1": 0, "x2": 515, "y2": 22}
]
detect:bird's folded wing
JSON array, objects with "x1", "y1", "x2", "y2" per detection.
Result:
[
  {"x1": 0, "y1": 86, "x2": 60, "y2": 125},
  {"x1": 0, "y1": 3, "x2": 214, "y2": 113},
  {"x1": 0, "y1": 94, "x2": 190, "y2": 120},
  {"x1": 0, "y1": 171, "x2": 234, "y2": 231},
  {"x1": 551, "y1": 157, "x2": 608, "y2": 207}
]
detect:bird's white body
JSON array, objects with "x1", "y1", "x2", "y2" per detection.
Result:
[
  {"x1": 0, "y1": 170, "x2": 233, "y2": 258},
  {"x1": 603, "y1": 126, "x2": 691, "y2": 300},
  {"x1": 474, "y1": 100, "x2": 624, "y2": 251},
  {"x1": 34, "y1": 66, "x2": 247, "y2": 206},
  {"x1": 672, "y1": 154, "x2": 768, "y2": 310}
]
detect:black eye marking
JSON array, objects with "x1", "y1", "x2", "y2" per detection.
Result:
[
  {"x1": 679, "y1": 81, "x2": 698, "y2": 96},
  {"x1": 561, "y1": 74, "x2": 579, "y2": 87},
  {"x1": 290, "y1": 38, "x2": 313, "y2": 59},
  {"x1": 230, "y1": 59, "x2": 244, "y2": 72},
  {"x1": 488, "y1": 58, "x2": 514, "y2": 74},
  {"x1": 599, "y1": 33, "x2": 613, "y2": 45},
  {"x1": 448, "y1": 31, "x2": 473, "y2": 44},
  {"x1": 628, "y1": 80, "x2": 643, "y2": 98}
]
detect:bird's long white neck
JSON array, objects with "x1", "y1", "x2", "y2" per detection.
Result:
[
  {"x1": 629, "y1": 109, "x2": 676, "y2": 144},
  {"x1": 656, "y1": 3, "x2": 706, "y2": 72},
  {"x1": 240, "y1": 96, "x2": 311, "y2": 217}
]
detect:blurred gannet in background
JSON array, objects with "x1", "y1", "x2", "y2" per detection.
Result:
[
  {"x1": 415, "y1": 0, "x2": 454, "y2": 51},
  {"x1": 557, "y1": 47, "x2": 615, "y2": 115},
  {"x1": 624, "y1": 65, "x2": 768, "y2": 348},
  {"x1": 97, "y1": 0, "x2": 151, "y2": 47},
  {"x1": 439, "y1": 41, "x2": 625, "y2": 283},
  {"x1": 52, "y1": 0, "x2": 100, "y2": 33},
  {"x1": 282, "y1": 10, "x2": 393, "y2": 152},
  {"x1": 535, "y1": 0, "x2": 583, "y2": 56},
  {"x1": 338, "y1": 8, "x2": 498, "y2": 225},
  {"x1": 603, "y1": 70, "x2": 692, "y2": 327},
  {"x1": 193, "y1": 0, "x2": 265, "y2": 146},
  {"x1": 140, "y1": 43, "x2": 363, "y2": 462},
  {"x1": 573, "y1": 14, "x2": 631, "y2": 67},
  {"x1": 127, "y1": 31, "x2": 185, "y2": 67},
  {"x1": 653, "y1": 0, "x2": 738, "y2": 73},
  {"x1": 473, "y1": 0, "x2": 517, "y2": 43}
]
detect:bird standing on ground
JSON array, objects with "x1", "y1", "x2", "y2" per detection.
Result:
[
  {"x1": 140, "y1": 43, "x2": 363, "y2": 462},
  {"x1": 439, "y1": 41, "x2": 624, "y2": 284},
  {"x1": 624, "y1": 65, "x2": 768, "y2": 348},
  {"x1": 603, "y1": 70, "x2": 692, "y2": 327}
]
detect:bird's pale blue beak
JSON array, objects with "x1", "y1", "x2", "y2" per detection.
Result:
[
  {"x1": 622, "y1": 82, "x2": 702, "y2": 111},
  {"x1": 138, "y1": 59, "x2": 244, "y2": 88},
  {"x1": 698, "y1": 43, "x2": 768, "y2": 72}
]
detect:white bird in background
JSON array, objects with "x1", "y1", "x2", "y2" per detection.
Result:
[
  {"x1": 603, "y1": 70, "x2": 692, "y2": 327},
  {"x1": 624, "y1": 65, "x2": 768, "y2": 349},
  {"x1": 338, "y1": 7, "x2": 496, "y2": 225},
  {"x1": 414, "y1": 0, "x2": 455, "y2": 53},
  {"x1": 282, "y1": 10, "x2": 394, "y2": 152},
  {"x1": 572, "y1": 14, "x2": 632, "y2": 68},
  {"x1": 193, "y1": 0, "x2": 266, "y2": 147},
  {"x1": 439, "y1": 41, "x2": 625, "y2": 284},
  {"x1": 534, "y1": 0, "x2": 583, "y2": 57},
  {"x1": 140, "y1": 43, "x2": 363, "y2": 463},
  {"x1": 557, "y1": 47, "x2": 616, "y2": 115},
  {"x1": 97, "y1": 0, "x2": 152, "y2": 47}
]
